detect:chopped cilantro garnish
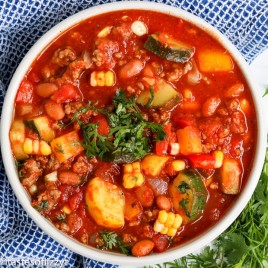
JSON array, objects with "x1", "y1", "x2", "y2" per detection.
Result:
[
  {"x1": 98, "y1": 230, "x2": 131, "y2": 255},
  {"x1": 34, "y1": 200, "x2": 49, "y2": 211},
  {"x1": 72, "y1": 89, "x2": 166, "y2": 163},
  {"x1": 177, "y1": 181, "x2": 190, "y2": 193}
]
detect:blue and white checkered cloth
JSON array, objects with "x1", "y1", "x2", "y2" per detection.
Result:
[{"x1": 0, "y1": 0, "x2": 267, "y2": 267}]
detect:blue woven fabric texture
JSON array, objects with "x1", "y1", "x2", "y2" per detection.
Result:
[{"x1": 0, "y1": 0, "x2": 267, "y2": 267}]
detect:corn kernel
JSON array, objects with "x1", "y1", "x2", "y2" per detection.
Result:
[
  {"x1": 97, "y1": 26, "x2": 112, "y2": 38},
  {"x1": 132, "y1": 162, "x2": 141, "y2": 172},
  {"x1": 105, "y1": 70, "x2": 115, "y2": 86},
  {"x1": 212, "y1": 150, "x2": 224, "y2": 168},
  {"x1": 90, "y1": 71, "x2": 115, "y2": 87},
  {"x1": 90, "y1": 72, "x2": 97, "y2": 86},
  {"x1": 33, "y1": 139, "x2": 39, "y2": 154},
  {"x1": 183, "y1": 89, "x2": 193, "y2": 100},
  {"x1": 165, "y1": 212, "x2": 175, "y2": 227},
  {"x1": 96, "y1": 71, "x2": 105, "y2": 86},
  {"x1": 160, "y1": 227, "x2": 168, "y2": 235},
  {"x1": 122, "y1": 174, "x2": 136, "y2": 189},
  {"x1": 158, "y1": 210, "x2": 168, "y2": 224},
  {"x1": 171, "y1": 160, "x2": 186, "y2": 172},
  {"x1": 123, "y1": 162, "x2": 144, "y2": 189},
  {"x1": 173, "y1": 214, "x2": 183, "y2": 229},
  {"x1": 167, "y1": 227, "x2": 177, "y2": 237},
  {"x1": 29, "y1": 184, "x2": 37, "y2": 195},
  {"x1": 153, "y1": 210, "x2": 183, "y2": 237},
  {"x1": 153, "y1": 221, "x2": 164, "y2": 232},
  {"x1": 62, "y1": 205, "x2": 71, "y2": 215},
  {"x1": 40, "y1": 141, "x2": 52, "y2": 155},
  {"x1": 23, "y1": 138, "x2": 33, "y2": 154},
  {"x1": 124, "y1": 163, "x2": 133, "y2": 173}
]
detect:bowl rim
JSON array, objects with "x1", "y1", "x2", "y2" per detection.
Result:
[{"x1": 0, "y1": 1, "x2": 267, "y2": 266}]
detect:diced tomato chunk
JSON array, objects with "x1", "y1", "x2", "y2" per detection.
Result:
[
  {"x1": 172, "y1": 113, "x2": 196, "y2": 128},
  {"x1": 135, "y1": 184, "x2": 154, "y2": 208},
  {"x1": 90, "y1": 115, "x2": 110, "y2": 135},
  {"x1": 69, "y1": 191, "x2": 83, "y2": 211},
  {"x1": 188, "y1": 154, "x2": 215, "y2": 169},
  {"x1": 15, "y1": 79, "x2": 34, "y2": 104},
  {"x1": 58, "y1": 185, "x2": 76, "y2": 204},
  {"x1": 51, "y1": 84, "x2": 80, "y2": 103},
  {"x1": 155, "y1": 140, "x2": 169, "y2": 155},
  {"x1": 27, "y1": 71, "x2": 40, "y2": 84}
]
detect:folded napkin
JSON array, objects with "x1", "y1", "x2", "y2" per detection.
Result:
[{"x1": 0, "y1": 0, "x2": 267, "y2": 267}]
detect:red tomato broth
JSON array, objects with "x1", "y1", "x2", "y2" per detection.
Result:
[{"x1": 10, "y1": 10, "x2": 257, "y2": 257}]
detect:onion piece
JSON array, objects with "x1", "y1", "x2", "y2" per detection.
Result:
[
  {"x1": 186, "y1": 59, "x2": 202, "y2": 85},
  {"x1": 147, "y1": 178, "x2": 168, "y2": 196},
  {"x1": 131, "y1": 21, "x2": 148, "y2": 36}
]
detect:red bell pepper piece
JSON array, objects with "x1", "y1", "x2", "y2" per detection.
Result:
[
  {"x1": 15, "y1": 79, "x2": 34, "y2": 104},
  {"x1": 188, "y1": 154, "x2": 216, "y2": 169},
  {"x1": 51, "y1": 84, "x2": 80, "y2": 103},
  {"x1": 90, "y1": 115, "x2": 110, "y2": 135},
  {"x1": 155, "y1": 123, "x2": 172, "y2": 155}
]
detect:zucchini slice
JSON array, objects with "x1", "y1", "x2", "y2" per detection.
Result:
[
  {"x1": 24, "y1": 116, "x2": 55, "y2": 142},
  {"x1": 136, "y1": 79, "x2": 180, "y2": 108},
  {"x1": 169, "y1": 169, "x2": 207, "y2": 222},
  {"x1": 144, "y1": 34, "x2": 194, "y2": 63}
]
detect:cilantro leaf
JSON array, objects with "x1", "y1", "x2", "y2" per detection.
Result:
[
  {"x1": 33, "y1": 200, "x2": 49, "y2": 211},
  {"x1": 99, "y1": 230, "x2": 131, "y2": 255},
  {"x1": 177, "y1": 181, "x2": 190, "y2": 193},
  {"x1": 221, "y1": 233, "x2": 249, "y2": 264}
]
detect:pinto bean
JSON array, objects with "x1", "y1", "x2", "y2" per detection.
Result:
[
  {"x1": 224, "y1": 83, "x2": 244, "y2": 98},
  {"x1": 156, "y1": 195, "x2": 171, "y2": 211},
  {"x1": 36, "y1": 83, "x2": 58, "y2": 98},
  {"x1": 131, "y1": 239, "x2": 155, "y2": 257},
  {"x1": 152, "y1": 234, "x2": 169, "y2": 253},
  {"x1": 119, "y1": 59, "x2": 144, "y2": 79},
  {"x1": 202, "y1": 97, "x2": 221, "y2": 117},
  {"x1": 44, "y1": 100, "x2": 65, "y2": 120},
  {"x1": 59, "y1": 171, "x2": 82, "y2": 185}
]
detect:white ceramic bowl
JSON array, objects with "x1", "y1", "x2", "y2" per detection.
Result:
[{"x1": 1, "y1": 2, "x2": 267, "y2": 266}]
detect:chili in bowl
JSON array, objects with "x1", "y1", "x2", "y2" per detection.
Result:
[{"x1": 1, "y1": 1, "x2": 266, "y2": 266}]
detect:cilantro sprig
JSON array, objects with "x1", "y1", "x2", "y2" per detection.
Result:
[
  {"x1": 98, "y1": 230, "x2": 131, "y2": 255},
  {"x1": 73, "y1": 89, "x2": 166, "y2": 163}
]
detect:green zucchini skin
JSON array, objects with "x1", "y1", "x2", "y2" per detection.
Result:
[
  {"x1": 170, "y1": 169, "x2": 208, "y2": 222},
  {"x1": 24, "y1": 116, "x2": 55, "y2": 142},
  {"x1": 136, "y1": 79, "x2": 180, "y2": 108},
  {"x1": 144, "y1": 34, "x2": 194, "y2": 63}
]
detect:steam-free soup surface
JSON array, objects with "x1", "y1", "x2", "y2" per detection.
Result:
[{"x1": 10, "y1": 10, "x2": 256, "y2": 256}]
